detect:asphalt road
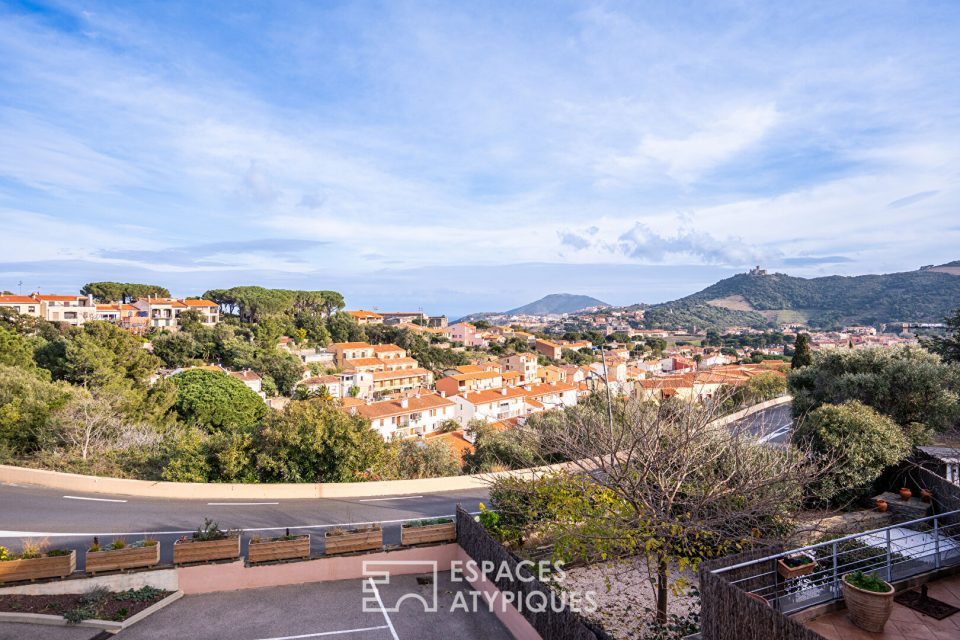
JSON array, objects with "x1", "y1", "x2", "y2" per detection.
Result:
[
  {"x1": 0, "y1": 484, "x2": 486, "y2": 568},
  {"x1": 0, "y1": 404, "x2": 793, "y2": 568},
  {"x1": 729, "y1": 403, "x2": 795, "y2": 444}
]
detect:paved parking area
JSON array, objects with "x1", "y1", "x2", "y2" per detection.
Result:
[{"x1": 114, "y1": 571, "x2": 512, "y2": 640}]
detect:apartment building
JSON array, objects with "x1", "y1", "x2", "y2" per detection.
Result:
[
  {"x1": 448, "y1": 322, "x2": 487, "y2": 348},
  {"x1": 0, "y1": 295, "x2": 40, "y2": 317},
  {"x1": 29, "y1": 293, "x2": 98, "y2": 325},
  {"x1": 297, "y1": 374, "x2": 343, "y2": 399},
  {"x1": 451, "y1": 387, "x2": 528, "y2": 425},
  {"x1": 520, "y1": 381, "x2": 579, "y2": 411},
  {"x1": 498, "y1": 353, "x2": 539, "y2": 384},
  {"x1": 435, "y1": 369, "x2": 504, "y2": 396},
  {"x1": 132, "y1": 297, "x2": 219, "y2": 329},
  {"x1": 356, "y1": 391, "x2": 456, "y2": 439},
  {"x1": 346, "y1": 310, "x2": 383, "y2": 325},
  {"x1": 534, "y1": 338, "x2": 563, "y2": 360},
  {"x1": 330, "y1": 342, "x2": 376, "y2": 366}
]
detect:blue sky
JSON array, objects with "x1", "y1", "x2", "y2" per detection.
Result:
[{"x1": 1, "y1": 1, "x2": 958, "y2": 317}]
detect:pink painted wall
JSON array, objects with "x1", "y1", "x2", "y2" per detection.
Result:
[
  {"x1": 177, "y1": 545, "x2": 461, "y2": 594},
  {"x1": 456, "y1": 547, "x2": 542, "y2": 640}
]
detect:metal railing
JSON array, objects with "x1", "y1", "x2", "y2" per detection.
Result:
[{"x1": 711, "y1": 509, "x2": 960, "y2": 615}]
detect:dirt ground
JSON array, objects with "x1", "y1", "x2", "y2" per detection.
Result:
[
  {"x1": 565, "y1": 558, "x2": 699, "y2": 639},
  {"x1": 0, "y1": 589, "x2": 170, "y2": 622}
]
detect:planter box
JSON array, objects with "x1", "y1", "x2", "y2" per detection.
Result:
[
  {"x1": 86, "y1": 544, "x2": 160, "y2": 574},
  {"x1": 324, "y1": 528, "x2": 382, "y2": 555},
  {"x1": 777, "y1": 553, "x2": 817, "y2": 580},
  {"x1": 248, "y1": 535, "x2": 311, "y2": 564},
  {"x1": 842, "y1": 574, "x2": 895, "y2": 632},
  {"x1": 0, "y1": 551, "x2": 76, "y2": 584},
  {"x1": 173, "y1": 536, "x2": 241, "y2": 565},
  {"x1": 401, "y1": 521, "x2": 456, "y2": 546}
]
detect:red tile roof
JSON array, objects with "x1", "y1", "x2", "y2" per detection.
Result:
[{"x1": 356, "y1": 392, "x2": 454, "y2": 420}]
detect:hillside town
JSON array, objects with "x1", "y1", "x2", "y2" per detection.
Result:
[{"x1": 0, "y1": 288, "x2": 917, "y2": 448}]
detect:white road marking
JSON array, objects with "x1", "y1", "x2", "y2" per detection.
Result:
[
  {"x1": 357, "y1": 496, "x2": 423, "y2": 502},
  {"x1": 207, "y1": 502, "x2": 280, "y2": 506},
  {"x1": 367, "y1": 577, "x2": 400, "y2": 640},
  {"x1": 0, "y1": 511, "x2": 479, "y2": 538},
  {"x1": 63, "y1": 495, "x2": 127, "y2": 503},
  {"x1": 758, "y1": 423, "x2": 793, "y2": 444},
  {"x1": 256, "y1": 626, "x2": 389, "y2": 640}
]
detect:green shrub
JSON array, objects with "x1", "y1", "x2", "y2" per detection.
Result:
[{"x1": 845, "y1": 571, "x2": 891, "y2": 593}]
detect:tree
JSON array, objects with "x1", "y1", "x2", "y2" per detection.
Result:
[
  {"x1": 0, "y1": 326, "x2": 45, "y2": 375},
  {"x1": 177, "y1": 309, "x2": 205, "y2": 333},
  {"x1": 927, "y1": 309, "x2": 960, "y2": 363},
  {"x1": 171, "y1": 369, "x2": 267, "y2": 433},
  {"x1": 151, "y1": 331, "x2": 199, "y2": 368},
  {"x1": 793, "y1": 400, "x2": 911, "y2": 505},
  {"x1": 159, "y1": 424, "x2": 212, "y2": 482},
  {"x1": 59, "y1": 322, "x2": 160, "y2": 392},
  {"x1": 49, "y1": 390, "x2": 124, "y2": 460},
  {"x1": 254, "y1": 398, "x2": 383, "y2": 482},
  {"x1": 791, "y1": 333, "x2": 813, "y2": 369},
  {"x1": 788, "y1": 346, "x2": 960, "y2": 437},
  {"x1": 489, "y1": 393, "x2": 817, "y2": 625},
  {"x1": 81, "y1": 282, "x2": 170, "y2": 303},
  {"x1": 0, "y1": 365, "x2": 73, "y2": 454},
  {"x1": 327, "y1": 311, "x2": 365, "y2": 343},
  {"x1": 376, "y1": 439, "x2": 462, "y2": 479}
]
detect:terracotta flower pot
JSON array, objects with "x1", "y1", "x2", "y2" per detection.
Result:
[
  {"x1": 899, "y1": 488, "x2": 912, "y2": 501},
  {"x1": 875, "y1": 499, "x2": 888, "y2": 513},
  {"x1": 842, "y1": 574, "x2": 894, "y2": 633},
  {"x1": 920, "y1": 489, "x2": 932, "y2": 503}
]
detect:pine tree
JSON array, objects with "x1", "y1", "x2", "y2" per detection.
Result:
[{"x1": 791, "y1": 333, "x2": 813, "y2": 368}]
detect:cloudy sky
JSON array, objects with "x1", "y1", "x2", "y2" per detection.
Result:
[{"x1": 1, "y1": 1, "x2": 958, "y2": 317}]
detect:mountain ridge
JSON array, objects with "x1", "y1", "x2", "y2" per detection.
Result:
[{"x1": 643, "y1": 261, "x2": 960, "y2": 330}]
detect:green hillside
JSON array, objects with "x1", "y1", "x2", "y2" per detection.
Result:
[{"x1": 644, "y1": 265, "x2": 960, "y2": 331}]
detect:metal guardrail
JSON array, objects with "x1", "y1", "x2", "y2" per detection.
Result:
[{"x1": 711, "y1": 509, "x2": 960, "y2": 615}]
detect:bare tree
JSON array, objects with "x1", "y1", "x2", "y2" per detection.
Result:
[
  {"x1": 490, "y1": 391, "x2": 826, "y2": 625},
  {"x1": 51, "y1": 391, "x2": 128, "y2": 460}
]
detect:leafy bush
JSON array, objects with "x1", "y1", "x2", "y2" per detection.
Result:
[
  {"x1": 845, "y1": 571, "x2": 891, "y2": 593},
  {"x1": 63, "y1": 605, "x2": 98, "y2": 624},
  {"x1": 794, "y1": 401, "x2": 911, "y2": 505},
  {"x1": 115, "y1": 586, "x2": 165, "y2": 602}
]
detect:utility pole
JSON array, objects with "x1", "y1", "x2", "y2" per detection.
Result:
[{"x1": 599, "y1": 344, "x2": 615, "y2": 434}]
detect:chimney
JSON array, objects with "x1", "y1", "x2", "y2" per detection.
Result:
[
  {"x1": 501, "y1": 388, "x2": 507, "y2": 396},
  {"x1": 440, "y1": 391, "x2": 446, "y2": 398},
  {"x1": 400, "y1": 398, "x2": 409, "y2": 409}
]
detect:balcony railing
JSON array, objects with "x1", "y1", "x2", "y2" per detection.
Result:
[{"x1": 711, "y1": 509, "x2": 960, "y2": 615}]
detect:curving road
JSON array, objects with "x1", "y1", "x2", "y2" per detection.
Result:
[
  {"x1": 0, "y1": 405, "x2": 793, "y2": 570},
  {"x1": 0, "y1": 484, "x2": 486, "y2": 569}
]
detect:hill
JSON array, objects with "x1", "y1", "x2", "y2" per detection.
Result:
[
  {"x1": 506, "y1": 293, "x2": 608, "y2": 316},
  {"x1": 644, "y1": 262, "x2": 960, "y2": 331}
]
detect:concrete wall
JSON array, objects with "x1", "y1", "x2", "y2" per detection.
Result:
[
  {"x1": 0, "y1": 569, "x2": 178, "y2": 596},
  {"x1": 178, "y1": 544, "x2": 462, "y2": 594}
]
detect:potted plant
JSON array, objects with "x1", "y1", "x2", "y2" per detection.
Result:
[
  {"x1": 400, "y1": 518, "x2": 456, "y2": 546},
  {"x1": 899, "y1": 487, "x2": 912, "y2": 501},
  {"x1": 920, "y1": 488, "x2": 933, "y2": 503},
  {"x1": 324, "y1": 524, "x2": 382, "y2": 555},
  {"x1": 875, "y1": 498, "x2": 888, "y2": 512},
  {"x1": 842, "y1": 571, "x2": 895, "y2": 632},
  {"x1": 248, "y1": 529, "x2": 311, "y2": 564},
  {"x1": 173, "y1": 519, "x2": 241, "y2": 565},
  {"x1": 0, "y1": 540, "x2": 76, "y2": 583},
  {"x1": 777, "y1": 552, "x2": 817, "y2": 579},
  {"x1": 86, "y1": 536, "x2": 160, "y2": 574}
]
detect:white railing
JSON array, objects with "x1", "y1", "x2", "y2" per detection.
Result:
[{"x1": 712, "y1": 509, "x2": 960, "y2": 614}]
